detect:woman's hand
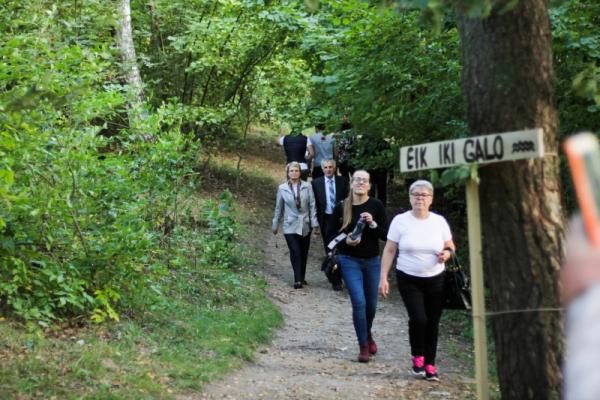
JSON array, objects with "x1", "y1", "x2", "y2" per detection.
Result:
[
  {"x1": 272, "y1": 228, "x2": 278, "y2": 235},
  {"x1": 379, "y1": 279, "x2": 390, "y2": 299},
  {"x1": 346, "y1": 236, "x2": 361, "y2": 246},
  {"x1": 360, "y1": 212, "x2": 374, "y2": 225},
  {"x1": 562, "y1": 216, "x2": 600, "y2": 303},
  {"x1": 437, "y1": 249, "x2": 452, "y2": 263}
]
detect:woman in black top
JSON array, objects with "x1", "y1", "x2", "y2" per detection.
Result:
[{"x1": 333, "y1": 170, "x2": 387, "y2": 363}]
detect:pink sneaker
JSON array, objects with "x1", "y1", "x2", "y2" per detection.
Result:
[
  {"x1": 425, "y1": 364, "x2": 439, "y2": 381},
  {"x1": 411, "y1": 356, "x2": 425, "y2": 377}
]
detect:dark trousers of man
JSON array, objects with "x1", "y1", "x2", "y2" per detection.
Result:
[
  {"x1": 338, "y1": 162, "x2": 355, "y2": 180},
  {"x1": 396, "y1": 270, "x2": 445, "y2": 366},
  {"x1": 368, "y1": 169, "x2": 387, "y2": 207},
  {"x1": 284, "y1": 233, "x2": 311, "y2": 283},
  {"x1": 319, "y1": 213, "x2": 337, "y2": 254},
  {"x1": 312, "y1": 167, "x2": 324, "y2": 180},
  {"x1": 301, "y1": 169, "x2": 309, "y2": 181}
]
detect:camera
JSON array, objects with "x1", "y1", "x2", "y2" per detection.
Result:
[{"x1": 349, "y1": 217, "x2": 367, "y2": 240}]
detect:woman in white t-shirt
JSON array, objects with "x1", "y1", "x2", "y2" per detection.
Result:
[{"x1": 379, "y1": 180, "x2": 455, "y2": 382}]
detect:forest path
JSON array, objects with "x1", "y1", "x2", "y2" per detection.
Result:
[{"x1": 190, "y1": 133, "x2": 475, "y2": 399}]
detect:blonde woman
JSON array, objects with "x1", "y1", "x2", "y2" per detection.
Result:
[
  {"x1": 332, "y1": 170, "x2": 387, "y2": 362},
  {"x1": 272, "y1": 162, "x2": 319, "y2": 289}
]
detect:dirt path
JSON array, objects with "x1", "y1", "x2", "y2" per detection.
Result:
[
  {"x1": 196, "y1": 228, "x2": 475, "y2": 399},
  {"x1": 192, "y1": 133, "x2": 475, "y2": 398}
]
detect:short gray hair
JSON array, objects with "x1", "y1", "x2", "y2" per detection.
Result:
[
  {"x1": 409, "y1": 180, "x2": 434, "y2": 195},
  {"x1": 321, "y1": 159, "x2": 336, "y2": 168}
]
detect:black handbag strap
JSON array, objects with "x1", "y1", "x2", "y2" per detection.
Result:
[{"x1": 445, "y1": 252, "x2": 463, "y2": 272}]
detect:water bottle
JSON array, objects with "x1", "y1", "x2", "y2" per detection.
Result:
[{"x1": 349, "y1": 217, "x2": 366, "y2": 240}]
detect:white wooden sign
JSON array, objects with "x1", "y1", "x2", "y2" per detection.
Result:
[
  {"x1": 399, "y1": 127, "x2": 545, "y2": 400},
  {"x1": 400, "y1": 128, "x2": 544, "y2": 172}
]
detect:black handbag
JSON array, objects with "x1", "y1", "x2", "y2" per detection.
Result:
[
  {"x1": 321, "y1": 233, "x2": 346, "y2": 286},
  {"x1": 444, "y1": 252, "x2": 472, "y2": 310},
  {"x1": 321, "y1": 250, "x2": 342, "y2": 286}
]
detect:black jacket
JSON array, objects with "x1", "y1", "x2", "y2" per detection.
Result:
[{"x1": 311, "y1": 175, "x2": 349, "y2": 222}]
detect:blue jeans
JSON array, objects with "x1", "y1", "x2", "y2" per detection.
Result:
[{"x1": 338, "y1": 255, "x2": 381, "y2": 346}]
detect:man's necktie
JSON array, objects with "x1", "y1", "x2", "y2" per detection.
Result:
[{"x1": 327, "y1": 178, "x2": 336, "y2": 213}]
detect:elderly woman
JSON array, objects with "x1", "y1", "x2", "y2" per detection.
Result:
[
  {"x1": 272, "y1": 162, "x2": 319, "y2": 289},
  {"x1": 379, "y1": 180, "x2": 455, "y2": 381},
  {"x1": 332, "y1": 170, "x2": 387, "y2": 363}
]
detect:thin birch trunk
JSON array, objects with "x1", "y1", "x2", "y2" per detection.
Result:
[{"x1": 116, "y1": 0, "x2": 146, "y2": 130}]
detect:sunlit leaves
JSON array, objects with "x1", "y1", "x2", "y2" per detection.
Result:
[{"x1": 305, "y1": 1, "x2": 464, "y2": 171}]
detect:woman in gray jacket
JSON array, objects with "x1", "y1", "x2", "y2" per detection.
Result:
[{"x1": 272, "y1": 162, "x2": 320, "y2": 289}]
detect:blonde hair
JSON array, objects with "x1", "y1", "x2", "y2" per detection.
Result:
[
  {"x1": 286, "y1": 162, "x2": 301, "y2": 181},
  {"x1": 341, "y1": 170, "x2": 370, "y2": 231}
]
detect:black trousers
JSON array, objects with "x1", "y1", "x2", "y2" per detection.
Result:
[
  {"x1": 396, "y1": 270, "x2": 446, "y2": 366},
  {"x1": 319, "y1": 213, "x2": 337, "y2": 254},
  {"x1": 368, "y1": 169, "x2": 387, "y2": 207},
  {"x1": 284, "y1": 233, "x2": 312, "y2": 283},
  {"x1": 338, "y1": 162, "x2": 355, "y2": 180},
  {"x1": 312, "y1": 167, "x2": 324, "y2": 180},
  {"x1": 301, "y1": 169, "x2": 309, "y2": 181}
]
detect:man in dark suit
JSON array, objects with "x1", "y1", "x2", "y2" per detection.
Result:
[
  {"x1": 312, "y1": 159, "x2": 348, "y2": 291},
  {"x1": 312, "y1": 159, "x2": 349, "y2": 250}
]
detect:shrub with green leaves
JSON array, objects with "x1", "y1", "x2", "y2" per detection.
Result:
[{"x1": 0, "y1": 1, "x2": 203, "y2": 324}]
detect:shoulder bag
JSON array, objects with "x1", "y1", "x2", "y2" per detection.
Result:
[
  {"x1": 444, "y1": 252, "x2": 472, "y2": 310},
  {"x1": 321, "y1": 233, "x2": 346, "y2": 285}
]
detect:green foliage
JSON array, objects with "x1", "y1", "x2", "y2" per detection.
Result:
[
  {"x1": 304, "y1": 0, "x2": 465, "y2": 171},
  {"x1": 551, "y1": 0, "x2": 600, "y2": 129},
  {"x1": 0, "y1": 1, "x2": 206, "y2": 325},
  {"x1": 550, "y1": 0, "x2": 600, "y2": 212},
  {"x1": 1, "y1": 0, "x2": 597, "y2": 331},
  {"x1": 132, "y1": 0, "x2": 315, "y2": 135},
  {"x1": 435, "y1": 164, "x2": 479, "y2": 187},
  {"x1": 0, "y1": 270, "x2": 282, "y2": 398}
]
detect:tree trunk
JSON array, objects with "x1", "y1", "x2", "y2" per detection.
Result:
[
  {"x1": 457, "y1": 1, "x2": 565, "y2": 399},
  {"x1": 116, "y1": 0, "x2": 145, "y2": 127}
]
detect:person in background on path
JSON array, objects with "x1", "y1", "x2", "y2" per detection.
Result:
[
  {"x1": 368, "y1": 166, "x2": 388, "y2": 208},
  {"x1": 335, "y1": 120, "x2": 356, "y2": 180},
  {"x1": 356, "y1": 132, "x2": 391, "y2": 207},
  {"x1": 277, "y1": 127, "x2": 313, "y2": 181},
  {"x1": 332, "y1": 170, "x2": 387, "y2": 362},
  {"x1": 379, "y1": 180, "x2": 454, "y2": 381},
  {"x1": 272, "y1": 162, "x2": 320, "y2": 289},
  {"x1": 308, "y1": 123, "x2": 335, "y2": 180},
  {"x1": 363, "y1": 136, "x2": 395, "y2": 206},
  {"x1": 562, "y1": 216, "x2": 600, "y2": 400},
  {"x1": 311, "y1": 159, "x2": 349, "y2": 290}
]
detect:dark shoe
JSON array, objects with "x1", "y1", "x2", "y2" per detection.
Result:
[
  {"x1": 367, "y1": 333, "x2": 377, "y2": 355},
  {"x1": 293, "y1": 282, "x2": 303, "y2": 289},
  {"x1": 332, "y1": 282, "x2": 342, "y2": 291},
  {"x1": 358, "y1": 345, "x2": 370, "y2": 363},
  {"x1": 411, "y1": 356, "x2": 425, "y2": 377},
  {"x1": 302, "y1": 280, "x2": 308, "y2": 286},
  {"x1": 425, "y1": 364, "x2": 439, "y2": 381}
]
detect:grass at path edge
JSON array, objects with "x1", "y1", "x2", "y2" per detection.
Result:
[{"x1": 0, "y1": 172, "x2": 283, "y2": 399}]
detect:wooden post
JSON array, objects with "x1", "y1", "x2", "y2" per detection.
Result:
[
  {"x1": 466, "y1": 178, "x2": 489, "y2": 400},
  {"x1": 399, "y1": 129, "x2": 544, "y2": 399}
]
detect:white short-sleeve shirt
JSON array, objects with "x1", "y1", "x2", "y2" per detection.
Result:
[{"x1": 387, "y1": 211, "x2": 452, "y2": 277}]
